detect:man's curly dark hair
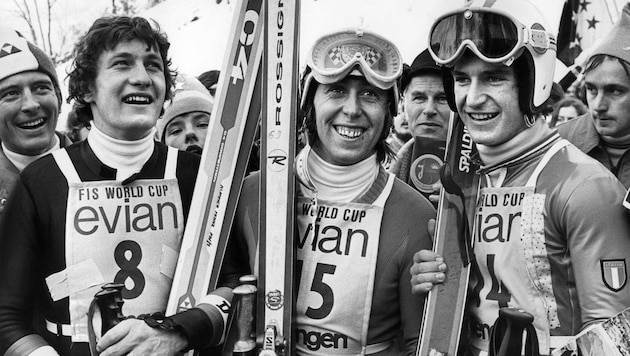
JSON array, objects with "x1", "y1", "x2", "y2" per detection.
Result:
[{"x1": 67, "y1": 16, "x2": 176, "y2": 125}]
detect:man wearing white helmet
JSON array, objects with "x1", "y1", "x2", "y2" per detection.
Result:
[
  {"x1": 410, "y1": 0, "x2": 630, "y2": 355},
  {"x1": 231, "y1": 28, "x2": 434, "y2": 354}
]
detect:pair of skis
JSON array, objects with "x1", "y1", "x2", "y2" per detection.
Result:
[
  {"x1": 417, "y1": 114, "x2": 481, "y2": 356},
  {"x1": 166, "y1": 0, "x2": 300, "y2": 355},
  {"x1": 257, "y1": 0, "x2": 300, "y2": 354}
]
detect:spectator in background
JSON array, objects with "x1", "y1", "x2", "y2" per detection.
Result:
[
  {"x1": 157, "y1": 75, "x2": 213, "y2": 155},
  {"x1": 549, "y1": 97, "x2": 587, "y2": 127},
  {"x1": 0, "y1": 25, "x2": 72, "y2": 216},
  {"x1": 389, "y1": 48, "x2": 452, "y2": 205},
  {"x1": 557, "y1": 3, "x2": 630, "y2": 188},
  {"x1": 386, "y1": 110, "x2": 411, "y2": 156},
  {"x1": 197, "y1": 69, "x2": 220, "y2": 97},
  {"x1": 64, "y1": 102, "x2": 91, "y2": 142}
]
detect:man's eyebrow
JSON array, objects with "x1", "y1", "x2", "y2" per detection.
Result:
[
  {"x1": 584, "y1": 79, "x2": 630, "y2": 89},
  {"x1": 105, "y1": 51, "x2": 133, "y2": 61},
  {"x1": 145, "y1": 52, "x2": 163, "y2": 60},
  {"x1": 32, "y1": 78, "x2": 53, "y2": 85},
  {"x1": 603, "y1": 83, "x2": 630, "y2": 91},
  {"x1": 166, "y1": 121, "x2": 183, "y2": 129}
]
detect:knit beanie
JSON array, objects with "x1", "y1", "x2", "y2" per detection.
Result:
[
  {"x1": 399, "y1": 48, "x2": 442, "y2": 93},
  {"x1": 590, "y1": 2, "x2": 630, "y2": 65},
  {"x1": 158, "y1": 75, "x2": 214, "y2": 142},
  {"x1": 0, "y1": 25, "x2": 62, "y2": 107}
]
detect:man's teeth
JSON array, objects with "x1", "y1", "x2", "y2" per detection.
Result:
[
  {"x1": 469, "y1": 113, "x2": 497, "y2": 121},
  {"x1": 124, "y1": 95, "x2": 151, "y2": 104},
  {"x1": 18, "y1": 118, "x2": 46, "y2": 129},
  {"x1": 336, "y1": 126, "x2": 364, "y2": 138}
]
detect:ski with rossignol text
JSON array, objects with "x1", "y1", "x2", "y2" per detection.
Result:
[
  {"x1": 257, "y1": 0, "x2": 301, "y2": 354},
  {"x1": 417, "y1": 113, "x2": 481, "y2": 356},
  {"x1": 166, "y1": 0, "x2": 264, "y2": 328}
]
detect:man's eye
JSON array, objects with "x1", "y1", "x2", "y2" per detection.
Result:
[
  {"x1": 610, "y1": 88, "x2": 626, "y2": 96},
  {"x1": 0, "y1": 90, "x2": 20, "y2": 99},
  {"x1": 35, "y1": 84, "x2": 53, "y2": 93},
  {"x1": 147, "y1": 61, "x2": 163, "y2": 71},
  {"x1": 327, "y1": 87, "x2": 344, "y2": 94},
  {"x1": 453, "y1": 76, "x2": 469, "y2": 85},
  {"x1": 362, "y1": 89, "x2": 378, "y2": 97}
]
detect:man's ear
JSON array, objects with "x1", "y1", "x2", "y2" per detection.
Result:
[{"x1": 83, "y1": 87, "x2": 95, "y2": 104}]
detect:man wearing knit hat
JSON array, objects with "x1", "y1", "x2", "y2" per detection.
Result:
[
  {"x1": 158, "y1": 75, "x2": 213, "y2": 155},
  {"x1": 558, "y1": 3, "x2": 630, "y2": 188},
  {"x1": 389, "y1": 48, "x2": 452, "y2": 206},
  {"x1": 0, "y1": 26, "x2": 72, "y2": 216}
]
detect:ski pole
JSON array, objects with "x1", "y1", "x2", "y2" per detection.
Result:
[
  {"x1": 489, "y1": 307, "x2": 540, "y2": 356},
  {"x1": 232, "y1": 284, "x2": 257, "y2": 356},
  {"x1": 87, "y1": 283, "x2": 126, "y2": 356}
]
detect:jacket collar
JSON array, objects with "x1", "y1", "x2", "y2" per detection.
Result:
[
  {"x1": 555, "y1": 112, "x2": 600, "y2": 153},
  {"x1": 0, "y1": 131, "x2": 71, "y2": 173}
]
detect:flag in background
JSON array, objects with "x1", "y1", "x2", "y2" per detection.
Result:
[{"x1": 557, "y1": 0, "x2": 618, "y2": 67}]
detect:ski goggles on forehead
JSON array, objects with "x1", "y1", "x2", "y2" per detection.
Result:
[
  {"x1": 306, "y1": 29, "x2": 403, "y2": 90},
  {"x1": 429, "y1": 7, "x2": 555, "y2": 67}
]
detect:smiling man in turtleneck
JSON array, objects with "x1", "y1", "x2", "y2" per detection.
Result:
[
  {"x1": 410, "y1": 1, "x2": 630, "y2": 355},
  {"x1": 0, "y1": 16, "x2": 247, "y2": 356},
  {"x1": 0, "y1": 26, "x2": 72, "y2": 216}
]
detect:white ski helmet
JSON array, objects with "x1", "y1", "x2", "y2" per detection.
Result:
[{"x1": 428, "y1": 0, "x2": 557, "y2": 115}]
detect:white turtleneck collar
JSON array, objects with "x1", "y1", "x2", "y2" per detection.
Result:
[
  {"x1": 87, "y1": 124, "x2": 156, "y2": 181},
  {"x1": 476, "y1": 119, "x2": 552, "y2": 167},
  {"x1": 299, "y1": 148, "x2": 379, "y2": 203},
  {"x1": 2, "y1": 135, "x2": 60, "y2": 172}
]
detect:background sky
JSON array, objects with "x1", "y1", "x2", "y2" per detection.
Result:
[
  {"x1": 0, "y1": 0, "x2": 627, "y2": 129},
  {"x1": 0, "y1": 0, "x2": 577, "y2": 69}
]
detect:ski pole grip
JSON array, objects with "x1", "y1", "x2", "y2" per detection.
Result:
[
  {"x1": 489, "y1": 307, "x2": 540, "y2": 356},
  {"x1": 94, "y1": 284, "x2": 125, "y2": 333},
  {"x1": 232, "y1": 284, "x2": 257, "y2": 356}
]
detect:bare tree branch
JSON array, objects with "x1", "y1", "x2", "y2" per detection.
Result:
[
  {"x1": 46, "y1": 0, "x2": 53, "y2": 59},
  {"x1": 32, "y1": 0, "x2": 48, "y2": 53},
  {"x1": 12, "y1": 0, "x2": 38, "y2": 43}
]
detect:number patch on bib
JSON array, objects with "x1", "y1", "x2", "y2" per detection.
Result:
[{"x1": 114, "y1": 240, "x2": 145, "y2": 299}]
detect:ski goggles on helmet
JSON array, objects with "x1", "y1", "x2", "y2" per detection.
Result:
[
  {"x1": 428, "y1": 7, "x2": 555, "y2": 67},
  {"x1": 306, "y1": 29, "x2": 403, "y2": 91}
]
